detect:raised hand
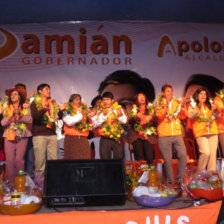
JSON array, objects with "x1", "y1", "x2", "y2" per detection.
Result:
[
  {"x1": 116, "y1": 108, "x2": 123, "y2": 117},
  {"x1": 29, "y1": 88, "x2": 36, "y2": 98},
  {"x1": 59, "y1": 102, "x2": 67, "y2": 110}
]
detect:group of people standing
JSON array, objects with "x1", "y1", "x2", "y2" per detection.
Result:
[{"x1": 0, "y1": 71, "x2": 224, "y2": 186}]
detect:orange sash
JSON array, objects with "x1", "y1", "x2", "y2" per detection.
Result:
[
  {"x1": 99, "y1": 111, "x2": 116, "y2": 136},
  {"x1": 7, "y1": 128, "x2": 15, "y2": 141},
  {"x1": 73, "y1": 105, "x2": 81, "y2": 113},
  {"x1": 6, "y1": 104, "x2": 21, "y2": 140},
  {"x1": 107, "y1": 112, "x2": 116, "y2": 125},
  {"x1": 41, "y1": 98, "x2": 54, "y2": 128}
]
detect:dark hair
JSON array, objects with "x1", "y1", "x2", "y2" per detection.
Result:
[
  {"x1": 8, "y1": 90, "x2": 26, "y2": 108},
  {"x1": 37, "y1": 83, "x2": 50, "y2": 93},
  {"x1": 102, "y1": 91, "x2": 114, "y2": 99},
  {"x1": 161, "y1": 83, "x2": 173, "y2": 93},
  {"x1": 15, "y1": 83, "x2": 26, "y2": 90},
  {"x1": 193, "y1": 88, "x2": 211, "y2": 109},
  {"x1": 135, "y1": 92, "x2": 149, "y2": 106},
  {"x1": 69, "y1": 94, "x2": 81, "y2": 103},
  {"x1": 135, "y1": 92, "x2": 150, "y2": 115},
  {"x1": 91, "y1": 95, "x2": 102, "y2": 107},
  {"x1": 98, "y1": 70, "x2": 155, "y2": 102},
  {"x1": 183, "y1": 74, "x2": 224, "y2": 98}
]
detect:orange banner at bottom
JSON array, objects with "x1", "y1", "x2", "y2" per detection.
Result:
[{"x1": 0, "y1": 201, "x2": 222, "y2": 224}]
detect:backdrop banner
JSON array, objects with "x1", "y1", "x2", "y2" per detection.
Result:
[{"x1": 0, "y1": 21, "x2": 224, "y2": 104}]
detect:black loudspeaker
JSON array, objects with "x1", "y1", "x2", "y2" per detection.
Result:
[{"x1": 43, "y1": 159, "x2": 127, "y2": 207}]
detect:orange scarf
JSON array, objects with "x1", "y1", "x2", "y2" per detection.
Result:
[
  {"x1": 73, "y1": 105, "x2": 82, "y2": 113},
  {"x1": 107, "y1": 113, "x2": 116, "y2": 126},
  {"x1": 41, "y1": 98, "x2": 54, "y2": 128},
  {"x1": 6, "y1": 104, "x2": 21, "y2": 140},
  {"x1": 73, "y1": 105, "x2": 87, "y2": 123}
]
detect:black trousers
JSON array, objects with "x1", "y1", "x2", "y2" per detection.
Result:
[
  {"x1": 99, "y1": 137, "x2": 124, "y2": 159},
  {"x1": 133, "y1": 139, "x2": 154, "y2": 164}
]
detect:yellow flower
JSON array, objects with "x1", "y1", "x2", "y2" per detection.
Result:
[
  {"x1": 35, "y1": 95, "x2": 41, "y2": 103},
  {"x1": 117, "y1": 134, "x2": 121, "y2": 138},
  {"x1": 49, "y1": 117, "x2": 55, "y2": 123},
  {"x1": 3, "y1": 103, "x2": 8, "y2": 110},
  {"x1": 19, "y1": 123, "x2": 26, "y2": 131},
  {"x1": 109, "y1": 134, "x2": 113, "y2": 138},
  {"x1": 21, "y1": 108, "x2": 29, "y2": 116}
]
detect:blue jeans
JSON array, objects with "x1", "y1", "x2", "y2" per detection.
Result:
[{"x1": 24, "y1": 137, "x2": 34, "y2": 173}]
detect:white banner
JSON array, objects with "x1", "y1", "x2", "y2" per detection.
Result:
[{"x1": 0, "y1": 21, "x2": 223, "y2": 105}]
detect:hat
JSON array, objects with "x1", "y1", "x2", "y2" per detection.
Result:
[{"x1": 5, "y1": 86, "x2": 27, "y2": 98}]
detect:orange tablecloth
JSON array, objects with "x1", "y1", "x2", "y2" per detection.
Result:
[{"x1": 0, "y1": 200, "x2": 222, "y2": 224}]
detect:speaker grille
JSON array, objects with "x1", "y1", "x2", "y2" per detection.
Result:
[{"x1": 43, "y1": 159, "x2": 127, "y2": 206}]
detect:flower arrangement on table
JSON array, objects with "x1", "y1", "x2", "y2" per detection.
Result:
[
  {"x1": 0, "y1": 171, "x2": 42, "y2": 215},
  {"x1": 188, "y1": 170, "x2": 222, "y2": 189},
  {"x1": 125, "y1": 160, "x2": 149, "y2": 200},
  {"x1": 187, "y1": 170, "x2": 223, "y2": 201},
  {"x1": 124, "y1": 161, "x2": 177, "y2": 204}
]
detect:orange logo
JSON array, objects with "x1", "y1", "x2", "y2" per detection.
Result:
[
  {"x1": 158, "y1": 34, "x2": 224, "y2": 58},
  {"x1": 0, "y1": 28, "x2": 18, "y2": 61},
  {"x1": 157, "y1": 35, "x2": 176, "y2": 57}
]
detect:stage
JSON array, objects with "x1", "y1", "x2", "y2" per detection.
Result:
[{"x1": 0, "y1": 196, "x2": 222, "y2": 224}]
